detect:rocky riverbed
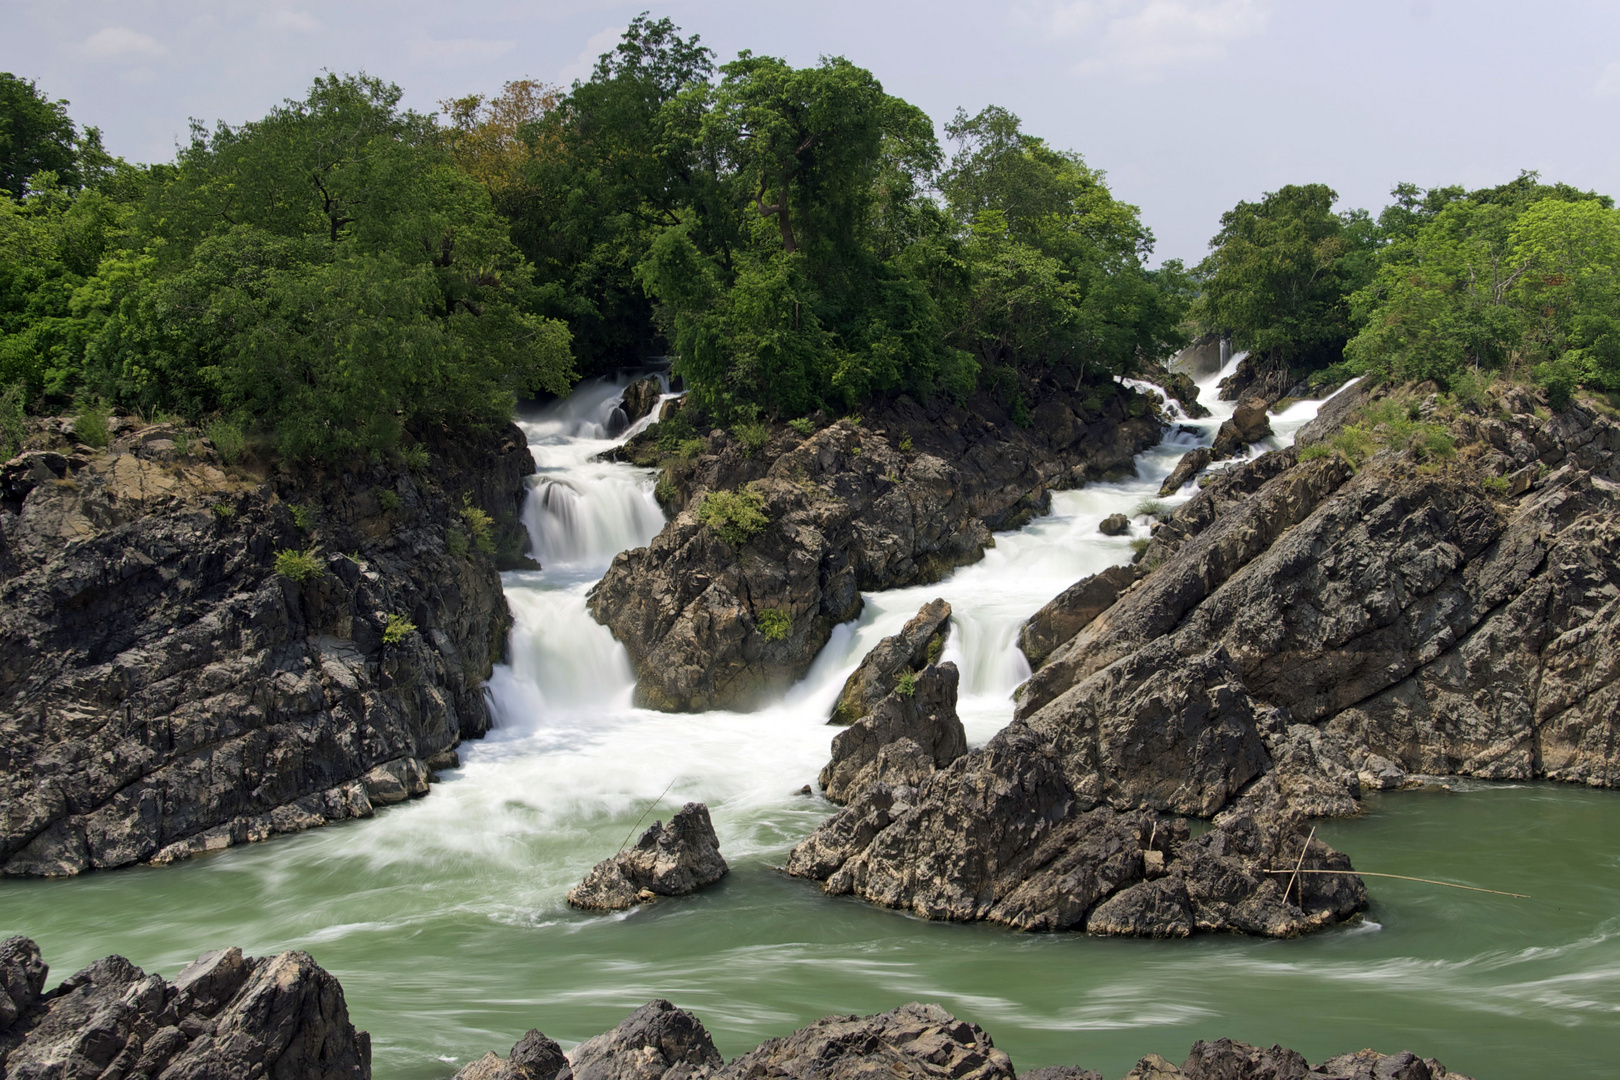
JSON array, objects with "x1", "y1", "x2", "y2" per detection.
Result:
[{"x1": 0, "y1": 416, "x2": 535, "y2": 876}]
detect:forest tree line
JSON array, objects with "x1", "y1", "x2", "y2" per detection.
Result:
[{"x1": 3, "y1": 15, "x2": 1617, "y2": 461}]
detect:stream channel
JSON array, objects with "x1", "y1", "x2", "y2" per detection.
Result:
[{"x1": 2, "y1": 362, "x2": 1618, "y2": 1078}]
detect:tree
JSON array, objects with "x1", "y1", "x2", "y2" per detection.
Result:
[
  {"x1": 0, "y1": 74, "x2": 81, "y2": 198},
  {"x1": 1194, "y1": 184, "x2": 1366, "y2": 380}
]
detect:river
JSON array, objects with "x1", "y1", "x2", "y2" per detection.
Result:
[{"x1": 2, "y1": 364, "x2": 1616, "y2": 1079}]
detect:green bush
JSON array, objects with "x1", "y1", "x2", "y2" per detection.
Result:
[
  {"x1": 211, "y1": 502, "x2": 235, "y2": 521},
  {"x1": 74, "y1": 401, "x2": 110, "y2": 448},
  {"x1": 274, "y1": 547, "x2": 323, "y2": 583},
  {"x1": 898, "y1": 432, "x2": 913, "y2": 452},
  {"x1": 788, "y1": 417, "x2": 816, "y2": 436},
  {"x1": 1330, "y1": 424, "x2": 1376, "y2": 465},
  {"x1": 732, "y1": 419, "x2": 770, "y2": 456},
  {"x1": 0, "y1": 382, "x2": 25, "y2": 460},
  {"x1": 445, "y1": 528, "x2": 469, "y2": 557},
  {"x1": 926, "y1": 633, "x2": 945, "y2": 664},
  {"x1": 382, "y1": 613, "x2": 417, "y2": 644},
  {"x1": 1481, "y1": 475, "x2": 1510, "y2": 495},
  {"x1": 677, "y1": 437, "x2": 705, "y2": 461},
  {"x1": 374, "y1": 486, "x2": 402, "y2": 512},
  {"x1": 698, "y1": 487, "x2": 769, "y2": 546},
  {"x1": 756, "y1": 607, "x2": 790, "y2": 642},
  {"x1": 206, "y1": 419, "x2": 245, "y2": 465},
  {"x1": 460, "y1": 503, "x2": 495, "y2": 554},
  {"x1": 1297, "y1": 443, "x2": 1334, "y2": 462},
  {"x1": 289, "y1": 503, "x2": 315, "y2": 530},
  {"x1": 895, "y1": 670, "x2": 917, "y2": 697},
  {"x1": 400, "y1": 444, "x2": 430, "y2": 471}
]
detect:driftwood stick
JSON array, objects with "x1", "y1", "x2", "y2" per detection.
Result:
[
  {"x1": 1284, "y1": 826, "x2": 1315, "y2": 907},
  {"x1": 1262, "y1": 868, "x2": 1530, "y2": 899}
]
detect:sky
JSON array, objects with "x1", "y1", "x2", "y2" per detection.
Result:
[{"x1": 4, "y1": 0, "x2": 1618, "y2": 265}]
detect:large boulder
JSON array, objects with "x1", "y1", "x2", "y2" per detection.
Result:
[
  {"x1": 1159, "y1": 448, "x2": 1213, "y2": 496},
  {"x1": 819, "y1": 663, "x2": 967, "y2": 804},
  {"x1": 456, "y1": 1028, "x2": 573, "y2": 1080},
  {"x1": 569, "y1": 999, "x2": 723, "y2": 1080},
  {"x1": 715, "y1": 1002, "x2": 1013, "y2": 1080},
  {"x1": 1018, "y1": 564, "x2": 1135, "y2": 671},
  {"x1": 0, "y1": 939, "x2": 370, "y2": 1079},
  {"x1": 1211, "y1": 398, "x2": 1274, "y2": 458},
  {"x1": 830, "y1": 599, "x2": 951, "y2": 725},
  {"x1": 621, "y1": 377, "x2": 664, "y2": 425},
  {"x1": 568, "y1": 803, "x2": 729, "y2": 911}
]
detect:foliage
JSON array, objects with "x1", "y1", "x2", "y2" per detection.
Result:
[
  {"x1": 211, "y1": 502, "x2": 235, "y2": 520},
  {"x1": 697, "y1": 486, "x2": 769, "y2": 545},
  {"x1": 73, "y1": 399, "x2": 108, "y2": 447},
  {"x1": 1297, "y1": 443, "x2": 1335, "y2": 461},
  {"x1": 289, "y1": 503, "x2": 314, "y2": 530},
  {"x1": 787, "y1": 416, "x2": 815, "y2": 436},
  {"x1": 382, "y1": 613, "x2": 417, "y2": 644},
  {"x1": 206, "y1": 418, "x2": 244, "y2": 464},
  {"x1": 1480, "y1": 475, "x2": 1510, "y2": 495},
  {"x1": 0, "y1": 381, "x2": 24, "y2": 458},
  {"x1": 756, "y1": 607, "x2": 790, "y2": 642},
  {"x1": 400, "y1": 444, "x2": 430, "y2": 471},
  {"x1": 374, "y1": 486, "x2": 402, "y2": 512},
  {"x1": 0, "y1": 72, "x2": 109, "y2": 199},
  {"x1": 445, "y1": 528, "x2": 469, "y2": 557},
  {"x1": 926, "y1": 633, "x2": 944, "y2": 664},
  {"x1": 732, "y1": 419, "x2": 769, "y2": 455},
  {"x1": 273, "y1": 547, "x2": 323, "y2": 582},
  {"x1": 460, "y1": 502, "x2": 495, "y2": 554},
  {"x1": 895, "y1": 669, "x2": 917, "y2": 697},
  {"x1": 1131, "y1": 498, "x2": 1168, "y2": 520}
]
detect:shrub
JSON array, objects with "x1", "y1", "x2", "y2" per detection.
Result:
[
  {"x1": 382, "y1": 613, "x2": 417, "y2": 644},
  {"x1": 895, "y1": 670, "x2": 917, "y2": 697},
  {"x1": 400, "y1": 444, "x2": 430, "y2": 471},
  {"x1": 1413, "y1": 426, "x2": 1456, "y2": 461},
  {"x1": 274, "y1": 547, "x2": 323, "y2": 583},
  {"x1": 732, "y1": 420, "x2": 770, "y2": 456},
  {"x1": 756, "y1": 607, "x2": 790, "y2": 642},
  {"x1": 1330, "y1": 424, "x2": 1375, "y2": 465},
  {"x1": 1481, "y1": 475, "x2": 1510, "y2": 495},
  {"x1": 654, "y1": 472, "x2": 679, "y2": 504},
  {"x1": 445, "y1": 528, "x2": 469, "y2": 557},
  {"x1": 698, "y1": 487, "x2": 769, "y2": 546},
  {"x1": 1297, "y1": 443, "x2": 1334, "y2": 461},
  {"x1": 788, "y1": 417, "x2": 816, "y2": 436},
  {"x1": 898, "y1": 432, "x2": 913, "y2": 452},
  {"x1": 206, "y1": 419, "x2": 245, "y2": 465},
  {"x1": 172, "y1": 430, "x2": 192, "y2": 457},
  {"x1": 655, "y1": 410, "x2": 698, "y2": 452},
  {"x1": 926, "y1": 633, "x2": 945, "y2": 664},
  {"x1": 1132, "y1": 498, "x2": 1169, "y2": 521},
  {"x1": 211, "y1": 502, "x2": 235, "y2": 521},
  {"x1": 1533, "y1": 355, "x2": 1583, "y2": 410},
  {"x1": 460, "y1": 502, "x2": 495, "y2": 554},
  {"x1": 0, "y1": 382, "x2": 25, "y2": 460},
  {"x1": 289, "y1": 503, "x2": 315, "y2": 531},
  {"x1": 74, "y1": 401, "x2": 110, "y2": 449},
  {"x1": 677, "y1": 437, "x2": 705, "y2": 461},
  {"x1": 374, "y1": 486, "x2": 402, "y2": 512}
]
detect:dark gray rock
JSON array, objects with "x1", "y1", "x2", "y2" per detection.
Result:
[
  {"x1": 1021, "y1": 1068, "x2": 1103, "y2": 1080},
  {"x1": 1212, "y1": 398, "x2": 1274, "y2": 458},
  {"x1": 589, "y1": 378, "x2": 1164, "y2": 711},
  {"x1": 457, "y1": 1028, "x2": 573, "y2": 1080},
  {"x1": 819, "y1": 663, "x2": 966, "y2": 804},
  {"x1": 1160, "y1": 448, "x2": 1214, "y2": 496},
  {"x1": 0, "y1": 938, "x2": 370, "y2": 1080},
  {"x1": 621, "y1": 377, "x2": 664, "y2": 426},
  {"x1": 568, "y1": 999, "x2": 723, "y2": 1080},
  {"x1": 568, "y1": 803, "x2": 728, "y2": 911},
  {"x1": 0, "y1": 420, "x2": 534, "y2": 876},
  {"x1": 715, "y1": 1002, "x2": 1013, "y2": 1080},
  {"x1": 1099, "y1": 513, "x2": 1130, "y2": 536},
  {"x1": 830, "y1": 599, "x2": 951, "y2": 726},
  {"x1": 0, "y1": 935, "x2": 47, "y2": 1032},
  {"x1": 1179, "y1": 1038, "x2": 1309, "y2": 1080},
  {"x1": 1019, "y1": 565, "x2": 1135, "y2": 671}
]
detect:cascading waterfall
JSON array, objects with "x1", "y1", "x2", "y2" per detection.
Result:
[{"x1": 4, "y1": 362, "x2": 1614, "y2": 1080}]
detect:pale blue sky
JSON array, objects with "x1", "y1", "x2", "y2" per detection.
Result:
[{"x1": 5, "y1": 0, "x2": 1617, "y2": 264}]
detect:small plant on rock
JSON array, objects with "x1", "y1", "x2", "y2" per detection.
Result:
[
  {"x1": 698, "y1": 487, "x2": 769, "y2": 546},
  {"x1": 788, "y1": 417, "x2": 815, "y2": 436},
  {"x1": 898, "y1": 432, "x2": 913, "y2": 452},
  {"x1": 289, "y1": 503, "x2": 315, "y2": 531},
  {"x1": 756, "y1": 607, "x2": 791, "y2": 642},
  {"x1": 1480, "y1": 475, "x2": 1511, "y2": 495},
  {"x1": 1132, "y1": 498, "x2": 1169, "y2": 521},
  {"x1": 206, "y1": 418, "x2": 244, "y2": 465},
  {"x1": 732, "y1": 420, "x2": 770, "y2": 457},
  {"x1": 374, "y1": 486, "x2": 402, "y2": 513},
  {"x1": 382, "y1": 613, "x2": 417, "y2": 644},
  {"x1": 211, "y1": 502, "x2": 235, "y2": 521},
  {"x1": 400, "y1": 444, "x2": 430, "y2": 471},
  {"x1": 274, "y1": 547, "x2": 323, "y2": 583},
  {"x1": 1297, "y1": 443, "x2": 1334, "y2": 462},
  {"x1": 0, "y1": 382, "x2": 26, "y2": 459},
  {"x1": 460, "y1": 502, "x2": 495, "y2": 554},
  {"x1": 896, "y1": 670, "x2": 917, "y2": 697},
  {"x1": 445, "y1": 529, "x2": 469, "y2": 557},
  {"x1": 74, "y1": 400, "x2": 110, "y2": 449}
]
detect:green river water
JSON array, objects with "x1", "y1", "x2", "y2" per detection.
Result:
[{"x1": 3, "y1": 371, "x2": 1615, "y2": 1079}]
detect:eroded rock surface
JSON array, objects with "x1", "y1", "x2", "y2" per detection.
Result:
[
  {"x1": 0, "y1": 936, "x2": 371, "y2": 1079},
  {"x1": 819, "y1": 663, "x2": 967, "y2": 805},
  {"x1": 589, "y1": 378, "x2": 1164, "y2": 711},
  {"x1": 719, "y1": 1002, "x2": 1014, "y2": 1080},
  {"x1": 0, "y1": 418, "x2": 534, "y2": 876},
  {"x1": 569, "y1": 999, "x2": 723, "y2": 1080},
  {"x1": 568, "y1": 803, "x2": 729, "y2": 911},
  {"x1": 830, "y1": 599, "x2": 951, "y2": 725}
]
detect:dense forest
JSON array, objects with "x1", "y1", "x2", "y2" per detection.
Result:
[{"x1": 3, "y1": 15, "x2": 1617, "y2": 463}]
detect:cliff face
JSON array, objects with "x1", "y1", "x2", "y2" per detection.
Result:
[
  {"x1": 588, "y1": 380, "x2": 1165, "y2": 711},
  {"x1": 0, "y1": 417, "x2": 534, "y2": 876}
]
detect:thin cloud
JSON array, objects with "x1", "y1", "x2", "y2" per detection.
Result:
[
  {"x1": 82, "y1": 26, "x2": 167, "y2": 61},
  {"x1": 1023, "y1": 0, "x2": 1269, "y2": 81},
  {"x1": 557, "y1": 26, "x2": 626, "y2": 86},
  {"x1": 259, "y1": 9, "x2": 324, "y2": 34},
  {"x1": 1595, "y1": 61, "x2": 1620, "y2": 97},
  {"x1": 408, "y1": 37, "x2": 518, "y2": 66}
]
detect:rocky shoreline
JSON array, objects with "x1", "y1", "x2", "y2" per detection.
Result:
[
  {"x1": 0, "y1": 936, "x2": 1479, "y2": 1080},
  {"x1": 0, "y1": 416, "x2": 536, "y2": 877}
]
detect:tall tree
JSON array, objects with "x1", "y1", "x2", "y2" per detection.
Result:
[{"x1": 0, "y1": 73, "x2": 81, "y2": 198}]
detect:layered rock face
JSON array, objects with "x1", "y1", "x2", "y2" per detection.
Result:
[
  {"x1": 0, "y1": 936, "x2": 371, "y2": 1079},
  {"x1": 467, "y1": 1000, "x2": 1473, "y2": 1080},
  {"x1": 829, "y1": 598, "x2": 951, "y2": 725},
  {"x1": 818, "y1": 662, "x2": 967, "y2": 804},
  {"x1": 790, "y1": 384, "x2": 1619, "y2": 935},
  {"x1": 0, "y1": 418, "x2": 534, "y2": 876},
  {"x1": 567, "y1": 803, "x2": 729, "y2": 911},
  {"x1": 589, "y1": 379, "x2": 1163, "y2": 711}
]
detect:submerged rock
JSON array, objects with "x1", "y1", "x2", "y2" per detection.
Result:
[
  {"x1": 819, "y1": 662, "x2": 967, "y2": 804},
  {"x1": 0, "y1": 937, "x2": 371, "y2": 1079},
  {"x1": 568, "y1": 803, "x2": 729, "y2": 911},
  {"x1": 830, "y1": 599, "x2": 952, "y2": 725}
]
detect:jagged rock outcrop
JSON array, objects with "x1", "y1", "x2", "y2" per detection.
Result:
[
  {"x1": 621, "y1": 377, "x2": 664, "y2": 426},
  {"x1": 567, "y1": 803, "x2": 729, "y2": 911},
  {"x1": 819, "y1": 662, "x2": 966, "y2": 804},
  {"x1": 0, "y1": 936, "x2": 371, "y2": 1079},
  {"x1": 0, "y1": 416, "x2": 534, "y2": 876},
  {"x1": 569, "y1": 999, "x2": 723, "y2": 1080},
  {"x1": 1018, "y1": 565, "x2": 1135, "y2": 670},
  {"x1": 462, "y1": 1003, "x2": 1474, "y2": 1080},
  {"x1": 1159, "y1": 448, "x2": 1213, "y2": 497},
  {"x1": 589, "y1": 378, "x2": 1164, "y2": 711},
  {"x1": 1211, "y1": 398, "x2": 1274, "y2": 458},
  {"x1": 830, "y1": 599, "x2": 951, "y2": 725},
  {"x1": 1217, "y1": 356, "x2": 1298, "y2": 406}
]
